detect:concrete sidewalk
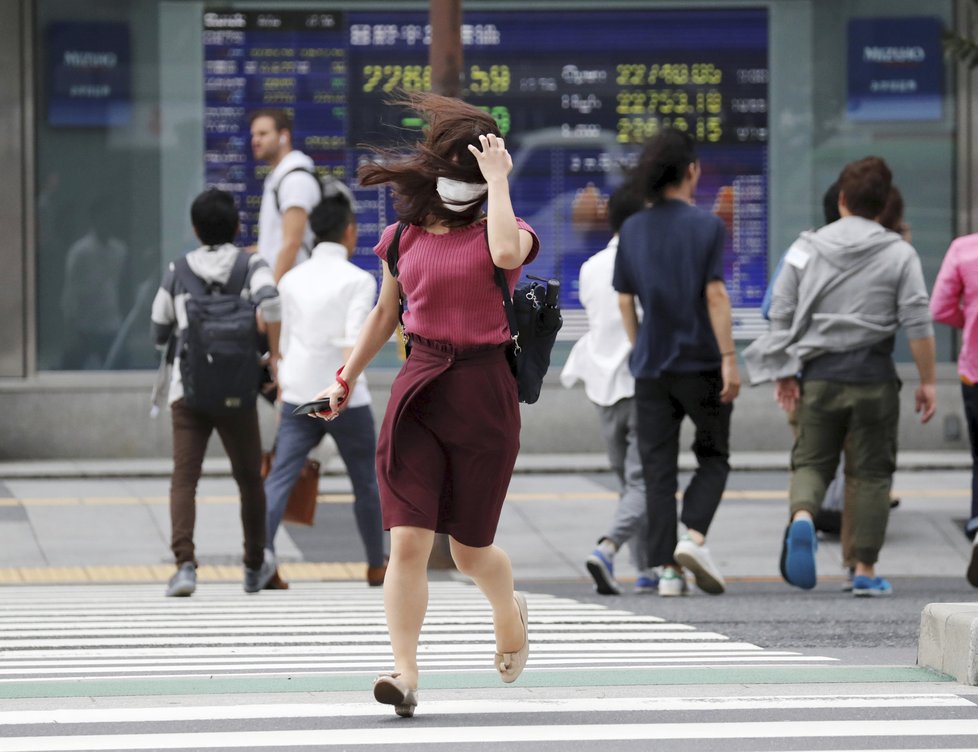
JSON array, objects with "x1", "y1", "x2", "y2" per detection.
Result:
[{"x1": 0, "y1": 464, "x2": 973, "y2": 586}]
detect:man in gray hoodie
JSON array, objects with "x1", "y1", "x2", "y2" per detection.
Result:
[{"x1": 744, "y1": 156, "x2": 936, "y2": 597}]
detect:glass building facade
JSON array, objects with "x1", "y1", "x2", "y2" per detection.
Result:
[{"x1": 1, "y1": 0, "x2": 975, "y2": 458}]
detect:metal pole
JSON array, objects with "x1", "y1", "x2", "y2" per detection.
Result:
[
  {"x1": 427, "y1": 0, "x2": 463, "y2": 570},
  {"x1": 429, "y1": 0, "x2": 463, "y2": 98}
]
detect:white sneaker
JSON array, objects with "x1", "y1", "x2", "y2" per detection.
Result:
[
  {"x1": 673, "y1": 535, "x2": 725, "y2": 594},
  {"x1": 657, "y1": 568, "x2": 688, "y2": 597}
]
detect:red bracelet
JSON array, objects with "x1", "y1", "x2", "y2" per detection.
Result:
[{"x1": 335, "y1": 367, "x2": 350, "y2": 401}]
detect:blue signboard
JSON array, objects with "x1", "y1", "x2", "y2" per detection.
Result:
[
  {"x1": 847, "y1": 16, "x2": 943, "y2": 122},
  {"x1": 47, "y1": 22, "x2": 131, "y2": 127},
  {"x1": 203, "y1": 9, "x2": 769, "y2": 331}
]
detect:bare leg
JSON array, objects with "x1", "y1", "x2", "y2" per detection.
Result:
[
  {"x1": 385, "y1": 526, "x2": 435, "y2": 689},
  {"x1": 449, "y1": 538, "x2": 523, "y2": 652}
]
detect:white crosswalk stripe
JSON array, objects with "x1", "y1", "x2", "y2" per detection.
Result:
[
  {"x1": 1, "y1": 582, "x2": 974, "y2": 750},
  {"x1": 0, "y1": 582, "x2": 834, "y2": 679}
]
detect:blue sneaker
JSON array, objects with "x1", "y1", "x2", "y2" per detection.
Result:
[
  {"x1": 585, "y1": 548, "x2": 621, "y2": 595},
  {"x1": 634, "y1": 574, "x2": 659, "y2": 594},
  {"x1": 852, "y1": 575, "x2": 893, "y2": 597},
  {"x1": 780, "y1": 518, "x2": 817, "y2": 590}
]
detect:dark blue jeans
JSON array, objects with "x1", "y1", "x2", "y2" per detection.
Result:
[{"x1": 265, "y1": 402, "x2": 385, "y2": 566}]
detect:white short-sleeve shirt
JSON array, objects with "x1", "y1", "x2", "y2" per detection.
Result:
[
  {"x1": 560, "y1": 236, "x2": 638, "y2": 406},
  {"x1": 256, "y1": 150, "x2": 321, "y2": 270},
  {"x1": 277, "y1": 242, "x2": 375, "y2": 408}
]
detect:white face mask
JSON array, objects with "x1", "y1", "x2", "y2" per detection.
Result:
[{"x1": 436, "y1": 177, "x2": 487, "y2": 212}]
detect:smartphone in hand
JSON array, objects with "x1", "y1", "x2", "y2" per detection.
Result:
[{"x1": 291, "y1": 397, "x2": 331, "y2": 416}]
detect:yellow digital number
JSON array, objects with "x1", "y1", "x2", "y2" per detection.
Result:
[
  {"x1": 382, "y1": 65, "x2": 402, "y2": 93},
  {"x1": 469, "y1": 64, "x2": 490, "y2": 94},
  {"x1": 401, "y1": 64, "x2": 426, "y2": 92},
  {"x1": 363, "y1": 65, "x2": 382, "y2": 93},
  {"x1": 616, "y1": 64, "x2": 645, "y2": 86},
  {"x1": 706, "y1": 90, "x2": 722, "y2": 114},
  {"x1": 666, "y1": 64, "x2": 690, "y2": 85},
  {"x1": 674, "y1": 91, "x2": 690, "y2": 115},
  {"x1": 488, "y1": 65, "x2": 510, "y2": 94},
  {"x1": 617, "y1": 116, "x2": 660, "y2": 143},
  {"x1": 706, "y1": 117, "x2": 722, "y2": 142},
  {"x1": 691, "y1": 63, "x2": 722, "y2": 85},
  {"x1": 616, "y1": 91, "x2": 645, "y2": 115}
]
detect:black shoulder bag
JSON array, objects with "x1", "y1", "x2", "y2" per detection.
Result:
[{"x1": 489, "y1": 230, "x2": 562, "y2": 404}]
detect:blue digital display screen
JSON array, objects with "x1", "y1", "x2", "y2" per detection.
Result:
[
  {"x1": 203, "y1": 8, "x2": 769, "y2": 331},
  {"x1": 47, "y1": 22, "x2": 132, "y2": 127},
  {"x1": 847, "y1": 16, "x2": 944, "y2": 122}
]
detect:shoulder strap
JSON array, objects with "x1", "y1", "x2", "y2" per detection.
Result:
[
  {"x1": 385, "y1": 223, "x2": 410, "y2": 344},
  {"x1": 174, "y1": 252, "x2": 250, "y2": 299},
  {"x1": 273, "y1": 166, "x2": 322, "y2": 212},
  {"x1": 224, "y1": 251, "x2": 251, "y2": 296},
  {"x1": 173, "y1": 257, "x2": 208, "y2": 299},
  {"x1": 487, "y1": 226, "x2": 520, "y2": 345},
  {"x1": 385, "y1": 222, "x2": 407, "y2": 278}
]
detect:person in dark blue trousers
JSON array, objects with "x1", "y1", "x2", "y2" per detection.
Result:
[{"x1": 263, "y1": 192, "x2": 387, "y2": 588}]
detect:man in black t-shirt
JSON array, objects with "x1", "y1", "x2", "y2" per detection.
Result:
[{"x1": 613, "y1": 130, "x2": 740, "y2": 597}]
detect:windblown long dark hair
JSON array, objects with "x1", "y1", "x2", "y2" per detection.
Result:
[{"x1": 358, "y1": 92, "x2": 501, "y2": 228}]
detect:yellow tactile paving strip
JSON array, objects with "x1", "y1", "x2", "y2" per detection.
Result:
[
  {"x1": 0, "y1": 561, "x2": 366, "y2": 585},
  {"x1": 0, "y1": 494, "x2": 359, "y2": 507},
  {"x1": 0, "y1": 488, "x2": 969, "y2": 508}
]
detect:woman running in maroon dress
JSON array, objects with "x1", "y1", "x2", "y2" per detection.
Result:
[{"x1": 314, "y1": 93, "x2": 538, "y2": 717}]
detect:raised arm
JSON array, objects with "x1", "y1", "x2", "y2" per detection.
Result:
[{"x1": 469, "y1": 133, "x2": 533, "y2": 269}]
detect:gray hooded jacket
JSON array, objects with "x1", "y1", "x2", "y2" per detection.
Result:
[{"x1": 743, "y1": 216, "x2": 933, "y2": 384}]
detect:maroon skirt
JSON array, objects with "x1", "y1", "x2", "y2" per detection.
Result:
[{"x1": 375, "y1": 335, "x2": 521, "y2": 547}]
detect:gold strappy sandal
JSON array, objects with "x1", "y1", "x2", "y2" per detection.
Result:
[
  {"x1": 495, "y1": 591, "x2": 529, "y2": 683},
  {"x1": 373, "y1": 672, "x2": 418, "y2": 718}
]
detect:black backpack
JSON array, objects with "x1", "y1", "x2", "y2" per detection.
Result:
[
  {"x1": 174, "y1": 252, "x2": 260, "y2": 415},
  {"x1": 385, "y1": 222, "x2": 562, "y2": 404}
]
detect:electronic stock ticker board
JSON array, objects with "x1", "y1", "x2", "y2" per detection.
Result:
[{"x1": 204, "y1": 8, "x2": 770, "y2": 335}]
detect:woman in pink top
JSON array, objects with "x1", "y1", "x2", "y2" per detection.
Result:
[
  {"x1": 931, "y1": 232, "x2": 978, "y2": 587},
  {"x1": 315, "y1": 93, "x2": 539, "y2": 716}
]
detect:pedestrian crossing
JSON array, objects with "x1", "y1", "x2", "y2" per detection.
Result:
[
  {"x1": 0, "y1": 581, "x2": 974, "y2": 750},
  {"x1": 0, "y1": 581, "x2": 836, "y2": 680}
]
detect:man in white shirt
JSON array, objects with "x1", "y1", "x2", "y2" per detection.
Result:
[
  {"x1": 263, "y1": 191, "x2": 387, "y2": 587},
  {"x1": 249, "y1": 108, "x2": 322, "y2": 282},
  {"x1": 561, "y1": 185, "x2": 655, "y2": 595}
]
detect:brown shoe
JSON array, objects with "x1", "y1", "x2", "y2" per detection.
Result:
[
  {"x1": 495, "y1": 591, "x2": 529, "y2": 683},
  {"x1": 373, "y1": 672, "x2": 417, "y2": 717},
  {"x1": 262, "y1": 569, "x2": 289, "y2": 590},
  {"x1": 367, "y1": 564, "x2": 387, "y2": 587}
]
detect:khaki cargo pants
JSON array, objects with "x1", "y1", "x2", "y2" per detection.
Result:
[{"x1": 789, "y1": 379, "x2": 899, "y2": 566}]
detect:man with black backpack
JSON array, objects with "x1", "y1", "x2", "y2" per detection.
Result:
[{"x1": 151, "y1": 188, "x2": 281, "y2": 597}]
